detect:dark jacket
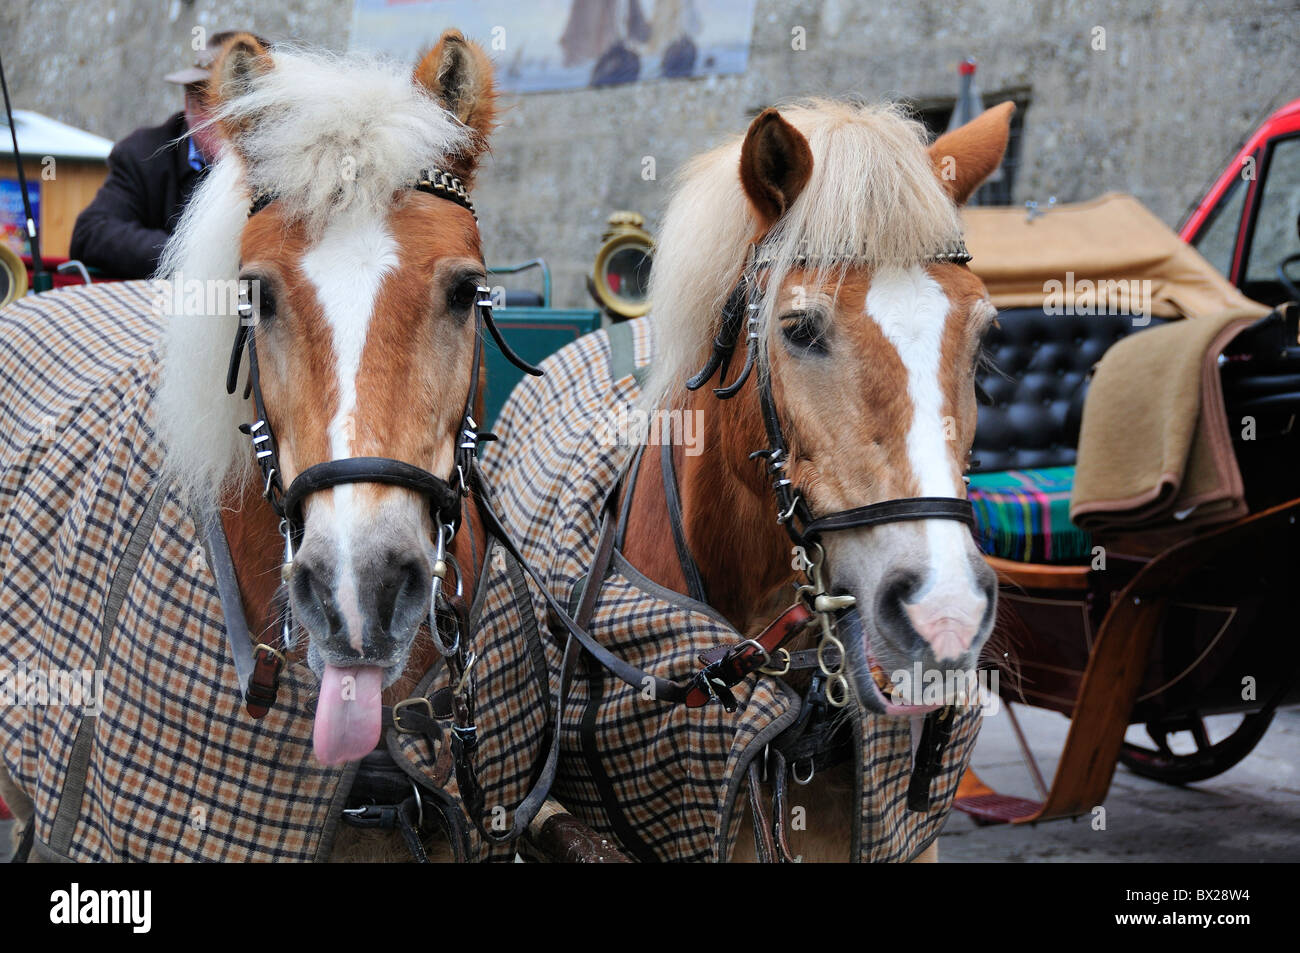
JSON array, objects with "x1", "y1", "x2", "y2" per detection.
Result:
[{"x1": 69, "y1": 111, "x2": 205, "y2": 279}]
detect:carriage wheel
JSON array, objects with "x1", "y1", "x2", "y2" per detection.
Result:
[{"x1": 1118, "y1": 710, "x2": 1275, "y2": 785}]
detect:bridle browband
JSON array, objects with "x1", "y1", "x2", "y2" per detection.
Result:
[{"x1": 686, "y1": 243, "x2": 978, "y2": 550}]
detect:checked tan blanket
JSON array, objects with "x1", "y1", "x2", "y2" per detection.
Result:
[
  {"x1": 483, "y1": 317, "x2": 980, "y2": 862},
  {"x1": 0, "y1": 281, "x2": 545, "y2": 862}
]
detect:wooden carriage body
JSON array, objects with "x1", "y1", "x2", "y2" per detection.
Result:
[{"x1": 958, "y1": 195, "x2": 1300, "y2": 823}]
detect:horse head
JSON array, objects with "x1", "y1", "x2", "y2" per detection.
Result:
[
  {"x1": 156, "y1": 30, "x2": 498, "y2": 762},
  {"x1": 648, "y1": 99, "x2": 1014, "y2": 712}
]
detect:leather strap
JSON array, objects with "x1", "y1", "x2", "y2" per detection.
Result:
[
  {"x1": 906, "y1": 707, "x2": 957, "y2": 812},
  {"x1": 782, "y1": 645, "x2": 839, "y2": 672},
  {"x1": 746, "y1": 761, "x2": 778, "y2": 863},
  {"x1": 660, "y1": 439, "x2": 708, "y2": 604},
  {"x1": 283, "y1": 457, "x2": 461, "y2": 532},
  {"x1": 802, "y1": 497, "x2": 974, "y2": 537},
  {"x1": 768, "y1": 748, "x2": 798, "y2": 862},
  {"x1": 9, "y1": 817, "x2": 34, "y2": 864},
  {"x1": 339, "y1": 795, "x2": 433, "y2": 862},
  {"x1": 199, "y1": 507, "x2": 262, "y2": 710},
  {"x1": 683, "y1": 602, "x2": 813, "y2": 709},
  {"x1": 454, "y1": 463, "x2": 578, "y2": 843},
  {"x1": 560, "y1": 480, "x2": 793, "y2": 712}
]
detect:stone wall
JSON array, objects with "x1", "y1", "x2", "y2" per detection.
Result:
[{"x1": 3, "y1": 0, "x2": 1295, "y2": 307}]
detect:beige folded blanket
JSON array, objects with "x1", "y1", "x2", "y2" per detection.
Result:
[{"x1": 1070, "y1": 308, "x2": 1267, "y2": 535}]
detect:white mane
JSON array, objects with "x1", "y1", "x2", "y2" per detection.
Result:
[
  {"x1": 643, "y1": 99, "x2": 963, "y2": 410},
  {"x1": 153, "y1": 47, "x2": 471, "y2": 508}
]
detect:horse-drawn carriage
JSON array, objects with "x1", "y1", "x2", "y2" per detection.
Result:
[
  {"x1": 951, "y1": 191, "x2": 1300, "y2": 824},
  {"x1": 0, "y1": 28, "x2": 1293, "y2": 863}
]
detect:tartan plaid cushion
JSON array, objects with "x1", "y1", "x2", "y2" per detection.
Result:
[{"x1": 968, "y1": 466, "x2": 1093, "y2": 563}]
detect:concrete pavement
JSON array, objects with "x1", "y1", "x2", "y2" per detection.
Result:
[{"x1": 938, "y1": 703, "x2": 1300, "y2": 862}]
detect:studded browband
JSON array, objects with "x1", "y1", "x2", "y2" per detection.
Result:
[
  {"x1": 750, "y1": 238, "x2": 972, "y2": 269},
  {"x1": 248, "y1": 167, "x2": 477, "y2": 221}
]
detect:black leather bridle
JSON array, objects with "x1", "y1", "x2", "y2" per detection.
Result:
[
  {"x1": 223, "y1": 168, "x2": 544, "y2": 715},
  {"x1": 541, "y1": 239, "x2": 986, "y2": 719},
  {"x1": 211, "y1": 168, "x2": 589, "y2": 850},
  {"x1": 685, "y1": 248, "x2": 979, "y2": 548}
]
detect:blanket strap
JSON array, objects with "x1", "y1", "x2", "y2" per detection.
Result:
[
  {"x1": 559, "y1": 475, "x2": 816, "y2": 712},
  {"x1": 43, "y1": 483, "x2": 169, "y2": 859}
]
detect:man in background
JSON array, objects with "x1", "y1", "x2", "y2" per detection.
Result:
[{"x1": 69, "y1": 30, "x2": 247, "y2": 279}]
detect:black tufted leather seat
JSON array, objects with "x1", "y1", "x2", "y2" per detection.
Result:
[{"x1": 972, "y1": 308, "x2": 1169, "y2": 473}]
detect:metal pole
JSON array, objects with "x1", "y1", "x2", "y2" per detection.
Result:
[{"x1": 0, "y1": 48, "x2": 49, "y2": 293}]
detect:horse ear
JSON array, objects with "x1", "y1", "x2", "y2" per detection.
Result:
[
  {"x1": 205, "y1": 32, "x2": 275, "y2": 144},
  {"x1": 739, "y1": 108, "x2": 814, "y2": 230},
  {"x1": 414, "y1": 30, "x2": 499, "y2": 184},
  {"x1": 928, "y1": 101, "x2": 1015, "y2": 206}
]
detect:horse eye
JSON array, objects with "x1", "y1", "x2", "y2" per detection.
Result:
[
  {"x1": 240, "y1": 277, "x2": 277, "y2": 326},
  {"x1": 781, "y1": 312, "x2": 827, "y2": 353},
  {"x1": 447, "y1": 278, "x2": 480, "y2": 313}
]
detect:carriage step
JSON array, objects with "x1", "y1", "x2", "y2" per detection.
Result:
[{"x1": 952, "y1": 793, "x2": 1042, "y2": 825}]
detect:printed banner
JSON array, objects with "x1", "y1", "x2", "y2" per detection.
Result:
[{"x1": 351, "y1": 0, "x2": 756, "y2": 92}]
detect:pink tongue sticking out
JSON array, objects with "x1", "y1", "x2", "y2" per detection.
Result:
[{"x1": 313, "y1": 664, "x2": 384, "y2": 765}]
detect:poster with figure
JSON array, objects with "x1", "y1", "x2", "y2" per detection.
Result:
[
  {"x1": 350, "y1": 0, "x2": 756, "y2": 92},
  {"x1": 0, "y1": 180, "x2": 39, "y2": 257}
]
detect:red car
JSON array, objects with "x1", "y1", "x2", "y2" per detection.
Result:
[{"x1": 1181, "y1": 97, "x2": 1300, "y2": 306}]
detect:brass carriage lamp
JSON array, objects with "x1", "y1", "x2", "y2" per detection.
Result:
[
  {"x1": 588, "y1": 210, "x2": 653, "y2": 321},
  {"x1": 0, "y1": 243, "x2": 28, "y2": 308}
]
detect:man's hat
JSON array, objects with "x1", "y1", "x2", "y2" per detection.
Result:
[{"x1": 164, "y1": 30, "x2": 261, "y2": 86}]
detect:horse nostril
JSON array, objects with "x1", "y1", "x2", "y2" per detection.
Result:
[
  {"x1": 881, "y1": 570, "x2": 923, "y2": 610},
  {"x1": 371, "y1": 553, "x2": 429, "y2": 635},
  {"x1": 292, "y1": 555, "x2": 344, "y2": 637},
  {"x1": 874, "y1": 570, "x2": 928, "y2": 656}
]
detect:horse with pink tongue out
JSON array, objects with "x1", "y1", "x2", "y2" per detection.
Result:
[
  {"x1": 0, "y1": 29, "x2": 554, "y2": 864},
  {"x1": 164, "y1": 30, "x2": 507, "y2": 780}
]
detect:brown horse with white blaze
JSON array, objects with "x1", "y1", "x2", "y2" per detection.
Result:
[
  {"x1": 487, "y1": 98, "x2": 1015, "y2": 862},
  {"x1": 0, "y1": 30, "x2": 530, "y2": 862},
  {"x1": 185, "y1": 31, "x2": 499, "y2": 767},
  {"x1": 631, "y1": 100, "x2": 1015, "y2": 860}
]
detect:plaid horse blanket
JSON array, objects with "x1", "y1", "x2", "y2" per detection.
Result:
[
  {"x1": 0, "y1": 281, "x2": 546, "y2": 862},
  {"x1": 484, "y1": 317, "x2": 980, "y2": 862}
]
